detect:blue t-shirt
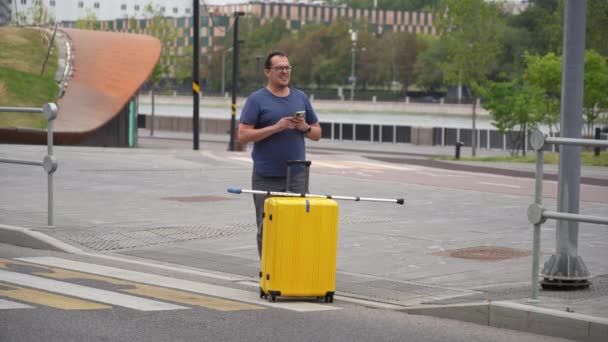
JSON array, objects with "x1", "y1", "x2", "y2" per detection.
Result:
[{"x1": 240, "y1": 87, "x2": 318, "y2": 177}]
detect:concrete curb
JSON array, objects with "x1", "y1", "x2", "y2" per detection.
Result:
[
  {"x1": 402, "y1": 301, "x2": 608, "y2": 341},
  {"x1": 0, "y1": 224, "x2": 82, "y2": 253}
]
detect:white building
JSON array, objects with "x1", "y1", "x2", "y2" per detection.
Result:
[
  {"x1": 8, "y1": 0, "x2": 196, "y2": 23},
  {"x1": 7, "y1": 0, "x2": 325, "y2": 23}
]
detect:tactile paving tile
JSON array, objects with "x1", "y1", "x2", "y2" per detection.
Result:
[{"x1": 59, "y1": 216, "x2": 391, "y2": 251}]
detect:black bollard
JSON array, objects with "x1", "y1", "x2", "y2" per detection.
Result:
[{"x1": 455, "y1": 141, "x2": 464, "y2": 159}]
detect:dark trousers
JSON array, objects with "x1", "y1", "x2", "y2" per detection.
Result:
[{"x1": 251, "y1": 170, "x2": 307, "y2": 257}]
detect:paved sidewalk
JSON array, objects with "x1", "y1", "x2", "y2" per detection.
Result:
[{"x1": 1, "y1": 132, "x2": 607, "y2": 341}]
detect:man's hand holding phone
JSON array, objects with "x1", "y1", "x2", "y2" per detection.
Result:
[
  {"x1": 292, "y1": 111, "x2": 305, "y2": 120},
  {"x1": 291, "y1": 111, "x2": 310, "y2": 134}
]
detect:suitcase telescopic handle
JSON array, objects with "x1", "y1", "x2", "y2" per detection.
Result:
[
  {"x1": 286, "y1": 160, "x2": 310, "y2": 194},
  {"x1": 227, "y1": 188, "x2": 405, "y2": 205},
  {"x1": 286, "y1": 160, "x2": 311, "y2": 167}
]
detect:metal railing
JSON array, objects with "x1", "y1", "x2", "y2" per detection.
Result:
[
  {"x1": 0, "y1": 103, "x2": 58, "y2": 226},
  {"x1": 527, "y1": 129, "x2": 608, "y2": 300}
]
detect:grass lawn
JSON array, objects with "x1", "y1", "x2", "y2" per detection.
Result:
[
  {"x1": 436, "y1": 151, "x2": 608, "y2": 167},
  {"x1": 0, "y1": 27, "x2": 59, "y2": 128}
]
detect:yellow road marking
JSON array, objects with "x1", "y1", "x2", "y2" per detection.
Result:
[
  {"x1": 0, "y1": 282, "x2": 110, "y2": 310},
  {"x1": 0, "y1": 259, "x2": 262, "y2": 312},
  {"x1": 123, "y1": 285, "x2": 262, "y2": 311}
]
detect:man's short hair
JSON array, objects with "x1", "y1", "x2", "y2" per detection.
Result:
[{"x1": 264, "y1": 51, "x2": 288, "y2": 69}]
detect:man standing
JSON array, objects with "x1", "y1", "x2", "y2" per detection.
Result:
[{"x1": 237, "y1": 51, "x2": 321, "y2": 257}]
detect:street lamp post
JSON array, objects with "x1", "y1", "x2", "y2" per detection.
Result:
[
  {"x1": 228, "y1": 11, "x2": 245, "y2": 152},
  {"x1": 349, "y1": 29, "x2": 357, "y2": 101},
  {"x1": 192, "y1": 0, "x2": 200, "y2": 150}
]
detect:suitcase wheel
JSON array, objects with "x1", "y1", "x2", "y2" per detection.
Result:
[
  {"x1": 260, "y1": 288, "x2": 267, "y2": 299},
  {"x1": 324, "y1": 292, "x2": 334, "y2": 303},
  {"x1": 268, "y1": 291, "x2": 280, "y2": 302}
]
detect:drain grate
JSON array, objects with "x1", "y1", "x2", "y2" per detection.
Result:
[{"x1": 433, "y1": 246, "x2": 531, "y2": 261}]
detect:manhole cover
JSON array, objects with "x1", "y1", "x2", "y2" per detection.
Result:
[
  {"x1": 162, "y1": 195, "x2": 231, "y2": 202},
  {"x1": 433, "y1": 246, "x2": 531, "y2": 261}
]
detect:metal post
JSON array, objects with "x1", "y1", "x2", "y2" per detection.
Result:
[
  {"x1": 594, "y1": 127, "x2": 601, "y2": 156},
  {"x1": 541, "y1": 0, "x2": 590, "y2": 290},
  {"x1": 43, "y1": 103, "x2": 58, "y2": 227},
  {"x1": 221, "y1": 51, "x2": 226, "y2": 96},
  {"x1": 530, "y1": 149, "x2": 544, "y2": 301},
  {"x1": 192, "y1": 0, "x2": 200, "y2": 151},
  {"x1": 229, "y1": 12, "x2": 245, "y2": 152},
  {"x1": 47, "y1": 119, "x2": 54, "y2": 227},
  {"x1": 150, "y1": 89, "x2": 155, "y2": 136},
  {"x1": 349, "y1": 30, "x2": 357, "y2": 101}
]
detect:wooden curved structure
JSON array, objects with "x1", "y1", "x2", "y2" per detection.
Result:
[{"x1": 1, "y1": 28, "x2": 161, "y2": 145}]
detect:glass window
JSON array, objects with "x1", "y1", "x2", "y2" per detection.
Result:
[
  {"x1": 94, "y1": 2, "x2": 99, "y2": 9},
  {"x1": 21, "y1": 0, "x2": 27, "y2": 5},
  {"x1": 185, "y1": 8, "x2": 191, "y2": 14},
  {"x1": 121, "y1": 4, "x2": 126, "y2": 11},
  {"x1": 77, "y1": 1, "x2": 83, "y2": 8},
  {"x1": 134, "y1": 5, "x2": 140, "y2": 11},
  {"x1": 50, "y1": 0, "x2": 56, "y2": 6},
  {"x1": 172, "y1": 7, "x2": 178, "y2": 14},
  {"x1": 160, "y1": 7, "x2": 165, "y2": 13}
]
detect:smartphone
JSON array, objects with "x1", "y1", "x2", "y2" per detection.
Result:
[{"x1": 292, "y1": 111, "x2": 305, "y2": 119}]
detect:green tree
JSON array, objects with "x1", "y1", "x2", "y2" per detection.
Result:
[
  {"x1": 75, "y1": 9, "x2": 100, "y2": 30},
  {"x1": 435, "y1": 0, "x2": 504, "y2": 156},
  {"x1": 481, "y1": 79, "x2": 544, "y2": 156},
  {"x1": 587, "y1": 0, "x2": 608, "y2": 56},
  {"x1": 583, "y1": 50, "x2": 608, "y2": 135},
  {"x1": 523, "y1": 52, "x2": 562, "y2": 134},
  {"x1": 378, "y1": 31, "x2": 420, "y2": 93},
  {"x1": 414, "y1": 35, "x2": 446, "y2": 92},
  {"x1": 132, "y1": 5, "x2": 177, "y2": 84}
]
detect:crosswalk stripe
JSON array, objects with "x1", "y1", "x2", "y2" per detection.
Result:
[
  {"x1": 0, "y1": 269, "x2": 188, "y2": 312},
  {"x1": 19, "y1": 257, "x2": 339, "y2": 312},
  {"x1": 0, "y1": 282, "x2": 110, "y2": 310},
  {"x1": 1, "y1": 258, "x2": 261, "y2": 312},
  {"x1": 0, "y1": 298, "x2": 34, "y2": 310}
]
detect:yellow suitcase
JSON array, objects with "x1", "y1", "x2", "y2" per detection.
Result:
[{"x1": 260, "y1": 197, "x2": 339, "y2": 303}]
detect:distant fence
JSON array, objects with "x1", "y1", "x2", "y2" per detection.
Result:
[{"x1": 138, "y1": 114, "x2": 606, "y2": 152}]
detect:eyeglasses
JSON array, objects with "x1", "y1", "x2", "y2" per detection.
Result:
[{"x1": 269, "y1": 66, "x2": 292, "y2": 72}]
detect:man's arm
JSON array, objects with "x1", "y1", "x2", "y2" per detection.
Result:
[
  {"x1": 304, "y1": 122, "x2": 322, "y2": 141},
  {"x1": 292, "y1": 117, "x2": 321, "y2": 141},
  {"x1": 237, "y1": 117, "x2": 297, "y2": 143}
]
